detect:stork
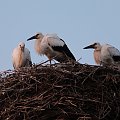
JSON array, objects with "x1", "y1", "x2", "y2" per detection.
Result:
[
  {"x1": 83, "y1": 42, "x2": 120, "y2": 65},
  {"x1": 27, "y1": 33, "x2": 76, "y2": 63},
  {"x1": 12, "y1": 42, "x2": 32, "y2": 69}
]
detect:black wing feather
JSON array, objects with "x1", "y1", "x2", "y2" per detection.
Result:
[
  {"x1": 112, "y1": 55, "x2": 120, "y2": 62},
  {"x1": 51, "y1": 39, "x2": 76, "y2": 61}
]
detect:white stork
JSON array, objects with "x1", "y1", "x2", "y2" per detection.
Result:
[
  {"x1": 27, "y1": 33, "x2": 76, "y2": 63},
  {"x1": 12, "y1": 42, "x2": 32, "y2": 69},
  {"x1": 83, "y1": 42, "x2": 120, "y2": 65}
]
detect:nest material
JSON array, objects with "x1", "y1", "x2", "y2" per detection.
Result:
[{"x1": 0, "y1": 62, "x2": 120, "y2": 120}]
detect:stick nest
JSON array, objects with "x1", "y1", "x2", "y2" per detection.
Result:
[{"x1": 0, "y1": 62, "x2": 120, "y2": 120}]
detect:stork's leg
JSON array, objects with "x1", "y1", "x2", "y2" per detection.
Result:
[
  {"x1": 50, "y1": 59, "x2": 51, "y2": 65},
  {"x1": 49, "y1": 58, "x2": 56, "y2": 66},
  {"x1": 48, "y1": 56, "x2": 56, "y2": 65},
  {"x1": 48, "y1": 57, "x2": 52, "y2": 66}
]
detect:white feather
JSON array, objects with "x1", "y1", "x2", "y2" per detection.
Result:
[
  {"x1": 28, "y1": 32, "x2": 76, "y2": 62},
  {"x1": 12, "y1": 42, "x2": 32, "y2": 69},
  {"x1": 22, "y1": 48, "x2": 31, "y2": 64},
  {"x1": 38, "y1": 33, "x2": 65, "y2": 54},
  {"x1": 84, "y1": 42, "x2": 120, "y2": 65},
  {"x1": 101, "y1": 44, "x2": 120, "y2": 57},
  {"x1": 44, "y1": 33, "x2": 65, "y2": 47}
]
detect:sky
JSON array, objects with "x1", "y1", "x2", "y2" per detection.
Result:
[{"x1": 0, "y1": 0, "x2": 120, "y2": 71}]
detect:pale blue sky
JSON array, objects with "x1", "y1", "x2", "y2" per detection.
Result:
[{"x1": 0, "y1": 0, "x2": 120, "y2": 71}]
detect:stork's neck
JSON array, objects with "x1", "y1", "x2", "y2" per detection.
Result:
[
  {"x1": 95, "y1": 46, "x2": 101, "y2": 51},
  {"x1": 95, "y1": 49, "x2": 101, "y2": 52},
  {"x1": 35, "y1": 37, "x2": 43, "y2": 54},
  {"x1": 94, "y1": 49, "x2": 101, "y2": 65},
  {"x1": 18, "y1": 48, "x2": 24, "y2": 67}
]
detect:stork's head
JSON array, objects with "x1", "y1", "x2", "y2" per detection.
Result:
[
  {"x1": 83, "y1": 42, "x2": 101, "y2": 50},
  {"x1": 18, "y1": 42, "x2": 25, "y2": 51},
  {"x1": 27, "y1": 32, "x2": 43, "y2": 41}
]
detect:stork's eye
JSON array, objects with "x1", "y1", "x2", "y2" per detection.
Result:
[
  {"x1": 94, "y1": 43, "x2": 97, "y2": 46},
  {"x1": 36, "y1": 34, "x2": 39, "y2": 37}
]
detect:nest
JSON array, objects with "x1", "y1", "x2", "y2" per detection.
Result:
[{"x1": 0, "y1": 62, "x2": 120, "y2": 120}]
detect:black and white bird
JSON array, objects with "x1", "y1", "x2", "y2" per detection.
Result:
[
  {"x1": 27, "y1": 33, "x2": 76, "y2": 63},
  {"x1": 83, "y1": 42, "x2": 120, "y2": 65},
  {"x1": 12, "y1": 42, "x2": 32, "y2": 69}
]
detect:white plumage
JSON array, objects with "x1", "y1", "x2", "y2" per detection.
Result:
[
  {"x1": 83, "y1": 42, "x2": 120, "y2": 65},
  {"x1": 12, "y1": 42, "x2": 32, "y2": 69},
  {"x1": 27, "y1": 32, "x2": 76, "y2": 63}
]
